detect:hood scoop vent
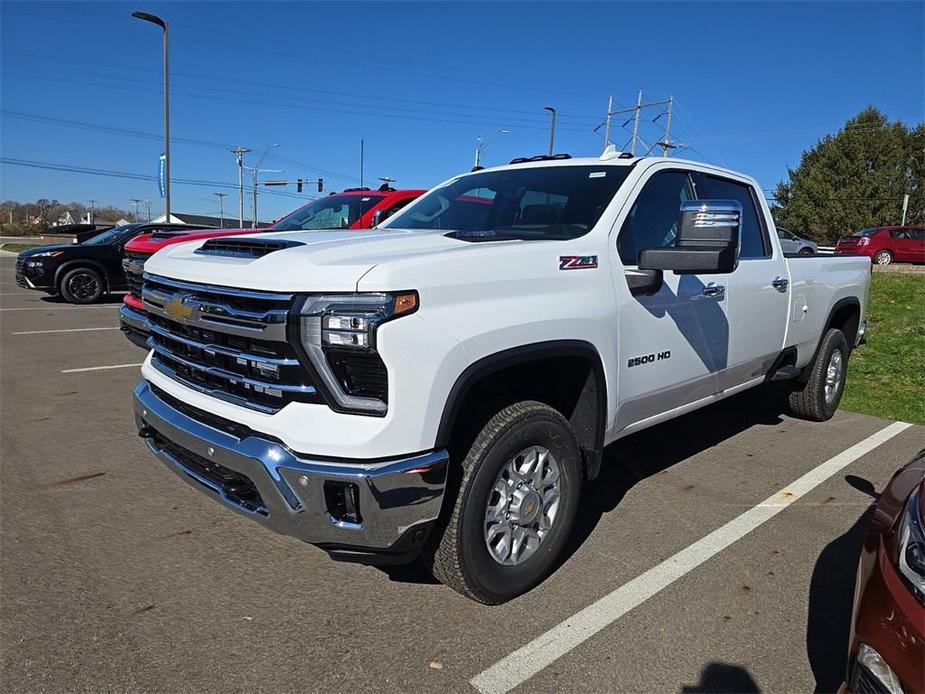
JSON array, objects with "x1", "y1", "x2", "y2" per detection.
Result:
[{"x1": 195, "y1": 238, "x2": 304, "y2": 259}]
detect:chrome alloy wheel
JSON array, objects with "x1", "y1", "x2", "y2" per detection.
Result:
[
  {"x1": 824, "y1": 348, "x2": 844, "y2": 405},
  {"x1": 483, "y1": 445, "x2": 561, "y2": 566}
]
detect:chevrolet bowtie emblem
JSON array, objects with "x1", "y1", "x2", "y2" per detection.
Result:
[{"x1": 164, "y1": 294, "x2": 197, "y2": 322}]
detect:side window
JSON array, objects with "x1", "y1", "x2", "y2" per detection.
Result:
[
  {"x1": 694, "y1": 174, "x2": 769, "y2": 259},
  {"x1": 381, "y1": 198, "x2": 414, "y2": 221},
  {"x1": 617, "y1": 171, "x2": 694, "y2": 265},
  {"x1": 913, "y1": 229, "x2": 925, "y2": 241}
]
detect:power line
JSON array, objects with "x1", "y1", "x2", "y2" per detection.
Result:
[
  {"x1": 0, "y1": 157, "x2": 310, "y2": 201},
  {"x1": 1, "y1": 51, "x2": 604, "y2": 127}
]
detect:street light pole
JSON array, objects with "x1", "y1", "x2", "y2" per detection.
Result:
[
  {"x1": 474, "y1": 129, "x2": 510, "y2": 168},
  {"x1": 544, "y1": 106, "x2": 557, "y2": 156},
  {"x1": 250, "y1": 144, "x2": 279, "y2": 228},
  {"x1": 214, "y1": 192, "x2": 227, "y2": 226},
  {"x1": 132, "y1": 11, "x2": 170, "y2": 220}
]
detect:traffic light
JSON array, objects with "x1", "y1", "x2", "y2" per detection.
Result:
[
  {"x1": 296, "y1": 179, "x2": 303, "y2": 193},
  {"x1": 318, "y1": 178, "x2": 324, "y2": 192}
]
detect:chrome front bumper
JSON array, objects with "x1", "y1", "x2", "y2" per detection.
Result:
[
  {"x1": 133, "y1": 381, "x2": 448, "y2": 561},
  {"x1": 120, "y1": 305, "x2": 151, "y2": 349}
]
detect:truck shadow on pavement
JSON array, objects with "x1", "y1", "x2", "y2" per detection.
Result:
[
  {"x1": 564, "y1": 385, "x2": 790, "y2": 566},
  {"x1": 383, "y1": 386, "x2": 791, "y2": 586},
  {"x1": 806, "y1": 474, "x2": 877, "y2": 693}
]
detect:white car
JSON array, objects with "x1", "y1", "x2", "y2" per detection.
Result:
[
  {"x1": 134, "y1": 152, "x2": 871, "y2": 603},
  {"x1": 777, "y1": 227, "x2": 818, "y2": 255}
]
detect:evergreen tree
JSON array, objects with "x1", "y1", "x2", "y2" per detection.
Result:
[{"x1": 773, "y1": 107, "x2": 922, "y2": 244}]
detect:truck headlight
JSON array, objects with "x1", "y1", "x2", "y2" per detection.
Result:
[
  {"x1": 294, "y1": 292, "x2": 418, "y2": 415},
  {"x1": 891, "y1": 484, "x2": 925, "y2": 603}
]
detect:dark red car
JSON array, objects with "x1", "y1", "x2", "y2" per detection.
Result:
[
  {"x1": 835, "y1": 226, "x2": 925, "y2": 265},
  {"x1": 120, "y1": 187, "x2": 425, "y2": 347},
  {"x1": 844, "y1": 450, "x2": 925, "y2": 693}
]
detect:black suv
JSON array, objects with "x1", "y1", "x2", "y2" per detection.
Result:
[{"x1": 15, "y1": 222, "x2": 206, "y2": 304}]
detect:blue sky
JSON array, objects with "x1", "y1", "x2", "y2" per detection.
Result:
[{"x1": 1, "y1": 1, "x2": 922, "y2": 222}]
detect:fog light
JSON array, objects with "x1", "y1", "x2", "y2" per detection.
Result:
[
  {"x1": 853, "y1": 643, "x2": 903, "y2": 694},
  {"x1": 324, "y1": 481, "x2": 362, "y2": 525}
]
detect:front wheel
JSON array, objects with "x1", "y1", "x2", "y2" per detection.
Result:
[
  {"x1": 425, "y1": 401, "x2": 582, "y2": 604},
  {"x1": 874, "y1": 250, "x2": 893, "y2": 265},
  {"x1": 59, "y1": 267, "x2": 104, "y2": 304},
  {"x1": 799, "y1": 247, "x2": 814, "y2": 255}
]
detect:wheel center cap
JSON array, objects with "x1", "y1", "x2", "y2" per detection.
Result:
[{"x1": 510, "y1": 487, "x2": 542, "y2": 525}]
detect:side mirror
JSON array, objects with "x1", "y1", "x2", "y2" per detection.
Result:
[{"x1": 639, "y1": 200, "x2": 742, "y2": 275}]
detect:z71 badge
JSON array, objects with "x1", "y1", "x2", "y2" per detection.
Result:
[{"x1": 559, "y1": 255, "x2": 598, "y2": 270}]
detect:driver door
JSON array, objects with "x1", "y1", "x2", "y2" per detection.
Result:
[{"x1": 612, "y1": 168, "x2": 730, "y2": 433}]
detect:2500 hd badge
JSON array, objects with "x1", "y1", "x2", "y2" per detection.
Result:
[{"x1": 627, "y1": 350, "x2": 671, "y2": 368}]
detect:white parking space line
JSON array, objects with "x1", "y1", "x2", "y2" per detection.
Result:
[
  {"x1": 470, "y1": 420, "x2": 913, "y2": 694},
  {"x1": 14, "y1": 327, "x2": 120, "y2": 335},
  {"x1": 61, "y1": 363, "x2": 143, "y2": 374}
]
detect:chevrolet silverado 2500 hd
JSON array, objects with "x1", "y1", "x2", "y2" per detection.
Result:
[{"x1": 132, "y1": 153, "x2": 871, "y2": 603}]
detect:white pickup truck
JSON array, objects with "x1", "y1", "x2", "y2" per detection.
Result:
[{"x1": 133, "y1": 152, "x2": 871, "y2": 603}]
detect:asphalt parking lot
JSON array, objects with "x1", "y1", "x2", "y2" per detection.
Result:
[{"x1": 1, "y1": 253, "x2": 922, "y2": 693}]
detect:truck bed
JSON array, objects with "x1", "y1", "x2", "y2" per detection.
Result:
[{"x1": 784, "y1": 255, "x2": 871, "y2": 367}]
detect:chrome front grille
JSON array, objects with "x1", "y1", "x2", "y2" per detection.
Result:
[
  {"x1": 123, "y1": 252, "x2": 147, "y2": 300},
  {"x1": 142, "y1": 273, "x2": 321, "y2": 412}
]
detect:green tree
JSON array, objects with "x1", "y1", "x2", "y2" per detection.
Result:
[{"x1": 772, "y1": 107, "x2": 922, "y2": 245}]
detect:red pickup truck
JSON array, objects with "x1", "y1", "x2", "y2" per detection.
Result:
[{"x1": 120, "y1": 187, "x2": 425, "y2": 347}]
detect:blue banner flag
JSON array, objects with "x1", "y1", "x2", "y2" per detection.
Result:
[{"x1": 158, "y1": 154, "x2": 166, "y2": 198}]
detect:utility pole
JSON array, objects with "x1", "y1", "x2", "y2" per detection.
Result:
[
  {"x1": 630, "y1": 89, "x2": 643, "y2": 156},
  {"x1": 214, "y1": 192, "x2": 227, "y2": 226},
  {"x1": 87, "y1": 199, "x2": 97, "y2": 224},
  {"x1": 544, "y1": 106, "x2": 557, "y2": 155},
  {"x1": 131, "y1": 198, "x2": 143, "y2": 222},
  {"x1": 901, "y1": 193, "x2": 909, "y2": 225},
  {"x1": 143, "y1": 199, "x2": 151, "y2": 220},
  {"x1": 230, "y1": 146, "x2": 251, "y2": 227},
  {"x1": 360, "y1": 138, "x2": 365, "y2": 188},
  {"x1": 603, "y1": 95, "x2": 613, "y2": 148}
]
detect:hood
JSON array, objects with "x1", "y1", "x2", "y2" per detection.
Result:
[
  {"x1": 125, "y1": 227, "x2": 262, "y2": 255},
  {"x1": 18, "y1": 243, "x2": 75, "y2": 258},
  {"x1": 143, "y1": 228, "x2": 511, "y2": 292}
]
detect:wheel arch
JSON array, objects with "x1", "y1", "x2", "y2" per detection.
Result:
[
  {"x1": 801, "y1": 297, "x2": 861, "y2": 382},
  {"x1": 435, "y1": 340, "x2": 608, "y2": 480}
]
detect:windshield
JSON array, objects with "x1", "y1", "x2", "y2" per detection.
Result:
[
  {"x1": 81, "y1": 224, "x2": 139, "y2": 246},
  {"x1": 273, "y1": 194, "x2": 383, "y2": 231},
  {"x1": 382, "y1": 165, "x2": 630, "y2": 241},
  {"x1": 853, "y1": 227, "x2": 880, "y2": 236}
]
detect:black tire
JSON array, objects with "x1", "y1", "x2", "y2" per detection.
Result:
[
  {"x1": 425, "y1": 401, "x2": 582, "y2": 604},
  {"x1": 799, "y1": 247, "x2": 814, "y2": 255},
  {"x1": 788, "y1": 328, "x2": 849, "y2": 422},
  {"x1": 59, "y1": 267, "x2": 104, "y2": 304},
  {"x1": 874, "y1": 249, "x2": 893, "y2": 265}
]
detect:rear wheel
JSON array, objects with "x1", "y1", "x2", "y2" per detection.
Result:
[
  {"x1": 59, "y1": 267, "x2": 104, "y2": 304},
  {"x1": 799, "y1": 247, "x2": 814, "y2": 255},
  {"x1": 874, "y1": 250, "x2": 893, "y2": 265},
  {"x1": 787, "y1": 328, "x2": 848, "y2": 422},
  {"x1": 425, "y1": 401, "x2": 582, "y2": 604}
]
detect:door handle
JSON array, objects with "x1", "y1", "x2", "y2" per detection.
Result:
[
  {"x1": 772, "y1": 276, "x2": 789, "y2": 292},
  {"x1": 701, "y1": 283, "x2": 725, "y2": 298}
]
